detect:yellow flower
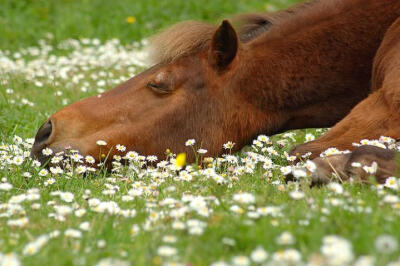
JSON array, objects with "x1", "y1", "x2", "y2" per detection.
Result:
[
  {"x1": 125, "y1": 16, "x2": 136, "y2": 24},
  {"x1": 175, "y1": 153, "x2": 186, "y2": 168}
]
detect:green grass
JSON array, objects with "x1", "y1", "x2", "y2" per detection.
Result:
[
  {"x1": 0, "y1": 0, "x2": 299, "y2": 138},
  {"x1": 0, "y1": 0, "x2": 295, "y2": 52},
  {"x1": 1, "y1": 0, "x2": 400, "y2": 265}
]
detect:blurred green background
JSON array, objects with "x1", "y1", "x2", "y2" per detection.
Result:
[{"x1": 0, "y1": 0, "x2": 303, "y2": 51}]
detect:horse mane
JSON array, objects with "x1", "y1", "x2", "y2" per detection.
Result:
[
  {"x1": 147, "y1": 0, "x2": 369, "y2": 64},
  {"x1": 146, "y1": 14, "x2": 276, "y2": 64},
  {"x1": 147, "y1": 21, "x2": 216, "y2": 65},
  {"x1": 255, "y1": 0, "x2": 382, "y2": 43}
]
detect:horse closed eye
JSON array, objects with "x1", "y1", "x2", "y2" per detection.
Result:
[{"x1": 147, "y1": 82, "x2": 171, "y2": 94}]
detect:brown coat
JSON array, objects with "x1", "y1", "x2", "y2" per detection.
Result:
[{"x1": 31, "y1": 0, "x2": 400, "y2": 182}]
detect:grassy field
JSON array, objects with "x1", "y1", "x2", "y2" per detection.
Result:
[{"x1": 1, "y1": 0, "x2": 400, "y2": 265}]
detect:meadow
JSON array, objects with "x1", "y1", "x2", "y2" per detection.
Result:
[{"x1": 1, "y1": 0, "x2": 400, "y2": 265}]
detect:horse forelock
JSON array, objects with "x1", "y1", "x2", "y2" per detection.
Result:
[
  {"x1": 146, "y1": 15, "x2": 278, "y2": 65},
  {"x1": 147, "y1": 21, "x2": 216, "y2": 65}
]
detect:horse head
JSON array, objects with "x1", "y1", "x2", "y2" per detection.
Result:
[{"x1": 31, "y1": 20, "x2": 270, "y2": 164}]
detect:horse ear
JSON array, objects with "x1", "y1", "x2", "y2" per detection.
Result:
[{"x1": 210, "y1": 20, "x2": 238, "y2": 69}]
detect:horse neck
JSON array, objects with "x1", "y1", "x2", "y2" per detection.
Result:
[{"x1": 236, "y1": 0, "x2": 400, "y2": 133}]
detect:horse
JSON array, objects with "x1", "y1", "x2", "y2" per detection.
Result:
[
  {"x1": 31, "y1": 0, "x2": 400, "y2": 183},
  {"x1": 308, "y1": 16, "x2": 400, "y2": 184}
]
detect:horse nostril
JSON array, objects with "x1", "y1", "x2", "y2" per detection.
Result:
[{"x1": 34, "y1": 120, "x2": 53, "y2": 145}]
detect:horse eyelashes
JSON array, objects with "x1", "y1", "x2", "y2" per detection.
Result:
[{"x1": 147, "y1": 82, "x2": 171, "y2": 94}]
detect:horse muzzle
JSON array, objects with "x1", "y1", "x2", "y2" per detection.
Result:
[{"x1": 30, "y1": 119, "x2": 54, "y2": 164}]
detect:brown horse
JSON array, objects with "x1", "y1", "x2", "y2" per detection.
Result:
[
  {"x1": 309, "y1": 16, "x2": 400, "y2": 184},
  {"x1": 31, "y1": 0, "x2": 400, "y2": 182}
]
